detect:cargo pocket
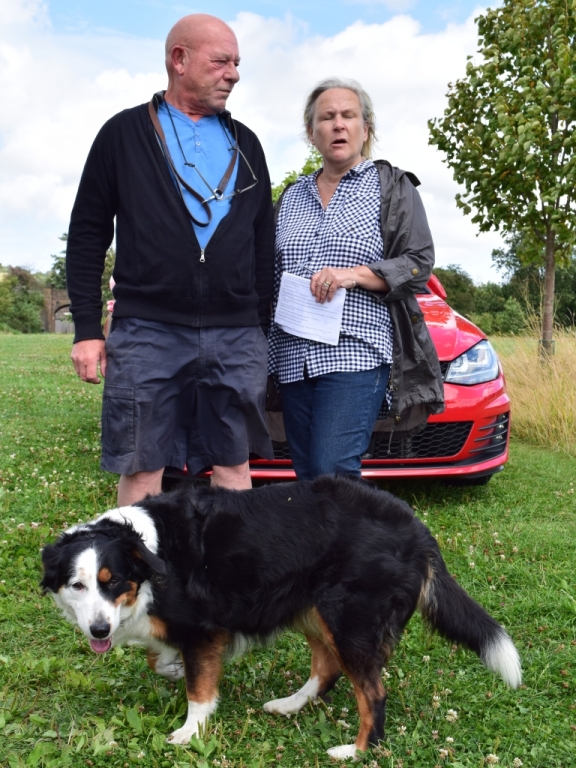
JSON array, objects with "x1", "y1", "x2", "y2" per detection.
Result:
[{"x1": 102, "y1": 386, "x2": 135, "y2": 452}]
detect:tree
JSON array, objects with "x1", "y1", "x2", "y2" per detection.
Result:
[
  {"x1": 271, "y1": 149, "x2": 323, "y2": 202},
  {"x1": 429, "y1": 0, "x2": 576, "y2": 353},
  {"x1": 2, "y1": 267, "x2": 45, "y2": 333},
  {"x1": 492, "y1": 230, "x2": 576, "y2": 325},
  {"x1": 46, "y1": 233, "x2": 68, "y2": 289},
  {"x1": 433, "y1": 265, "x2": 476, "y2": 316}
]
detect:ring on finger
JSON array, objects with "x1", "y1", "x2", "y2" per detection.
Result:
[{"x1": 323, "y1": 281, "x2": 331, "y2": 288}]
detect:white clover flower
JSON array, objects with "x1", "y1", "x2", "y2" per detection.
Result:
[
  {"x1": 485, "y1": 755, "x2": 499, "y2": 764},
  {"x1": 438, "y1": 748, "x2": 449, "y2": 759},
  {"x1": 246, "y1": 707, "x2": 255, "y2": 714},
  {"x1": 423, "y1": 655, "x2": 431, "y2": 663},
  {"x1": 469, "y1": 561, "x2": 475, "y2": 569},
  {"x1": 512, "y1": 759, "x2": 523, "y2": 768},
  {"x1": 397, "y1": 725, "x2": 407, "y2": 735},
  {"x1": 383, "y1": 670, "x2": 391, "y2": 679},
  {"x1": 445, "y1": 736, "x2": 454, "y2": 743},
  {"x1": 337, "y1": 720, "x2": 351, "y2": 729},
  {"x1": 445, "y1": 709, "x2": 458, "y2": 722}
]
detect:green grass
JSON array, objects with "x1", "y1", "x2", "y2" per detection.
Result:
[{"x1": 0, "y1": 335, "x2": 575, "y2": 768}]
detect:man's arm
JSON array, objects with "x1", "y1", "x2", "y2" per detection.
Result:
[{"x1": 66, "y1": 119, "x2": 118, "y2": 382}]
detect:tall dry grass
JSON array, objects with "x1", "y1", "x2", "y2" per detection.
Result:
[{"x1": 493, "y1": 328, "x2": 576, "y2": 456}]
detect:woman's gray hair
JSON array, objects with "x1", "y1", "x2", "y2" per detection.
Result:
[{"x1": 303, "y1": 77, "x2": 377, "y2": 159}]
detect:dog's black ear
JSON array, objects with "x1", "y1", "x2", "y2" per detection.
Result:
[
  {"x1": 132, "y1": 539, "x2": 168, "y2": 578},
  {"x1": 40, "y1": 542, "x2": 63, "y2": 593}
]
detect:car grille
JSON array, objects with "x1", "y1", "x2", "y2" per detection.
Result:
[
  {"x1": 273, "y1": 422, "x2": 473, "y2": 462},
  {"x1": 271, "y1": 413, "x2": 509, "y2": 464},
  {"x1": 367, "y1": 422, "x2": 473, "y2": 459}
]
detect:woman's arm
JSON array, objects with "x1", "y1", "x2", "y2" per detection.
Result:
[{"x1": 310, "y1": 265, "x2": 389, "y2": 304}]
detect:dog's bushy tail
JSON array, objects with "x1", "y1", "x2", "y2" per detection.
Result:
[{"x1": 418, "y1": 548, "x2": 521, "y2": 688}]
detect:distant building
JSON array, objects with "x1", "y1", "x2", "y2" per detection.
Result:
[{"x1": 42, "y1": 288, "x2": 74, "y2": 334}]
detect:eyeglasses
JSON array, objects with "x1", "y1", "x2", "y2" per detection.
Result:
[{"x1": 149, "y1": 91, "x2": 258, "y2": 226}]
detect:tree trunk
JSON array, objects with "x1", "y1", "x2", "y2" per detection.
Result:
[{"x1": 540, "y1": 228, "x2": 556, "y2": 359}]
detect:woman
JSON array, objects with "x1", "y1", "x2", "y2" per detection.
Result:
[{"x1": 268, "y1": 78, "x2": 444, "y2": 480}]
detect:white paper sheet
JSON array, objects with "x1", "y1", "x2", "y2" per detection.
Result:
[{"x1": 274, "y1": 272, "x2": 346, "y2": 346}]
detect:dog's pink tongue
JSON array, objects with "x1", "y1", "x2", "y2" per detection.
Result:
[{"x1": 90, "y1": 638, "x2": 112, "y2": 653}]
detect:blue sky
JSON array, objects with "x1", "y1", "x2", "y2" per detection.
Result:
[
  {"x1": 48, "y1": 0, "x2": 486, "y2": 39},
  {"x1": 0, "y1": 0, "x2": 505, "y2": 280}
]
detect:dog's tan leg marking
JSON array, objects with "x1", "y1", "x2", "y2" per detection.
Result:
[
  {"x1": 309, "y1": 634, "x2": 342, "y2": 689},
  {"x1": 314, "y1": 610, "x2": 386, "y2": 758},
  {"x1": 147, "y1": 650, "x2": 159, "y2": 673},
  {"x1": 167, "y1": 632, "x2": 229, "y2": 745},
  {"x1": 149, "y1": 616, "x2": 168, "y2": 640}
]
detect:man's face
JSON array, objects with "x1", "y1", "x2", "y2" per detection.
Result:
[{"x1": 180, "y1": 28, "x2": 240, "y2": 115}]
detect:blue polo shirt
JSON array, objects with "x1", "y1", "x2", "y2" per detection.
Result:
[{"x1": 158, "y1": 102, "x2": 239, "y2": 249}]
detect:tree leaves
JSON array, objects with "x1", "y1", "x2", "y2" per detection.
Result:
[{"x1": 429, "y1": 0, "x2": 576, "y2": 342}]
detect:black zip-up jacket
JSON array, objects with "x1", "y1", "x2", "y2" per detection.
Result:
[{"x1": 66, "y1": 101, "x2": 275, "y2": 342}]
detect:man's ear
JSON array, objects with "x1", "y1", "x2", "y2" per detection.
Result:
[
  {"x1": 40, "y1": 543, "x2": 63, "y2": 593},
  {"x1": 132, "y1": 539, "x2": 168, "y2": 578}
]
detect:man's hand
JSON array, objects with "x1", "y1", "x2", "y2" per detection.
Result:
[{"x1": 71, "y1": 339, "x2": 107, "y2": 384}]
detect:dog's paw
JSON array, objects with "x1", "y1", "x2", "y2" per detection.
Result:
[
  {"x1": 264, "y1": 694, "x2": 308, "y2": 715},
  {"x1": 264, "y1": 677, "x2": 320, "y2": 715},
  {"x1": 326, "y1": 744, "x2": 358, "y2": 760},
  {"x1": 166, "y1": 725, "x2": 197, "y2": 745},
  {"x1": 156, "y1": 655, "x2": 184, "y2": 681}
]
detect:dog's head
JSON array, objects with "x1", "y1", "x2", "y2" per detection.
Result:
[{"x1": 41, "y1": 520, "x2": 167, "y2": 653}]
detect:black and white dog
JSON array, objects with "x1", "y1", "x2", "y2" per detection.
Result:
[{"x1": 41, "y1": 477, "x2": 521, "y2": 759}]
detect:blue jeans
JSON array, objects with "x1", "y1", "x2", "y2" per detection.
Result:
[{"x1": 280, "y1": 365, "x2": 391, "y2": 480}]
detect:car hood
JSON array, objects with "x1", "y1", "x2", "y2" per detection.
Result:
[{"x1": 417, "y1": 292, "x2": 486, "y2": 361}]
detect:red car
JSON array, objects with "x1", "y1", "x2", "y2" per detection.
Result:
[{"x1": 245, "y1": 274, "x2": 509, "y2": 485}]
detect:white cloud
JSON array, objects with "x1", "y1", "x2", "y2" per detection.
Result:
[{"x1": 0, "y1": 0, "x2": 502, "y2": 282}]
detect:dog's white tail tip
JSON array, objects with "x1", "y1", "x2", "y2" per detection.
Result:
[{"x1": 482, "y1": 630, "x2": 522, "y2": 688}]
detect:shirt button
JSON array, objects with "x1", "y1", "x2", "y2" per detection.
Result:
[
  {"x1": 196, "y1": 142, "x2": 201, "y2": 146},
  {"x1": 411, "y1": 268, "x2": 419, "y2": 275},
  {"x1": 411, "y1": 315, "x2": 419, "y2": 323}
]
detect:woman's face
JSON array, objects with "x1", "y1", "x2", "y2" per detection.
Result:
[{"x1": 308, "y1": 88, "x2": 368, "y2": 172}]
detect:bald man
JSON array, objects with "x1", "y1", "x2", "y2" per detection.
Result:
[{"x1": 66, "y1": 15, "x2": 274, "y2": 503}]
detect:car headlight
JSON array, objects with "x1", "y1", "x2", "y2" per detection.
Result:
[{"x1": 445, "y1": 340, "x2": 500, "y2": 385}]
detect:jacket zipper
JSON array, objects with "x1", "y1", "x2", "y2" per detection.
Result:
[{"x1": 200, "y1": 248, "x2": 205, "y2": 263}]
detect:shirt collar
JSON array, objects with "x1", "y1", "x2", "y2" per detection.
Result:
[{"x1": 305, "y1": 158, "x2": 374, "y2": 186}]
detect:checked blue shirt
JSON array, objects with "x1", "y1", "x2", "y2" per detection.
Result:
[{"x1": 268, "y1": 160, "x2": 393, "y2": 384}]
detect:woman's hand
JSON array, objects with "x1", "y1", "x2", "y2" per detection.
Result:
[{"x1": 310, "y1": 266, "x2": 389, "y2": 303}]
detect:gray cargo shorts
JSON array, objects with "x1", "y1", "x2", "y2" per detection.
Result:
[{"x1": 101, "y1": 318, "x2": 273, "y2": 476}]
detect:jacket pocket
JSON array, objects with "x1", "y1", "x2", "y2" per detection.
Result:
[{"x1": 102, "y1": 386, "x2": 135, "y2": 452}]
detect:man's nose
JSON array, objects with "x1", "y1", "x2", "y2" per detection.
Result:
[{"x1": 225, "y1": 62, "x2": 240, "y2": 83}]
